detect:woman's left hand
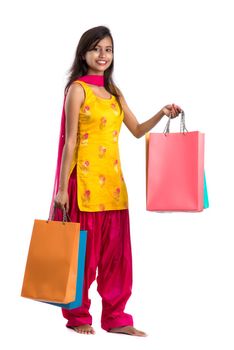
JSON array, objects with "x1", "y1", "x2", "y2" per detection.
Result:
[{"x1": 162, "y1": 104, "x2": 182, "y2": 118}]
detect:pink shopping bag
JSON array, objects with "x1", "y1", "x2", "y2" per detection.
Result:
[{"x1": 146, "y1": 112, "x2": 205, "y2": 211}]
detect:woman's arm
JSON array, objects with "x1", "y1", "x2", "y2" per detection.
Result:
[
  {"x1": 54, "y1": 83, "x2": 84, "y2": 210},
  {"x1": 117, "y1": 89, "x2": 182, "y2": 138}
]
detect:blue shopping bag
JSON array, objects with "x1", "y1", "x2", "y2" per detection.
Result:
[{"x1": 204, "y1": 172, "x2": 209, "y2": 209}]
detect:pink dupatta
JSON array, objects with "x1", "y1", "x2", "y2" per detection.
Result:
[{"x1": 48, "y1": 74, "x2": 105, "y2": 219}]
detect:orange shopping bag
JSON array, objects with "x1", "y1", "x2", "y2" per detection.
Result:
[{"x1": 21, "y1": 207, "x2": 80, "y2": 304}]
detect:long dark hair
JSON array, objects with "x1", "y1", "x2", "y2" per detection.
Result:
[{"x1": 64, "y1": 26, "x2": 123, "y2": 113}]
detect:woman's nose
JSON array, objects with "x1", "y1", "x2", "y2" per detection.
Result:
[{"x1": 98, "y1": 49, "x2": 107, "y2": 58}]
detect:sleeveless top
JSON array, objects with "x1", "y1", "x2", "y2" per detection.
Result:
[{"x1": 68, "y1": 80, "x2": 129, "y2": 212}]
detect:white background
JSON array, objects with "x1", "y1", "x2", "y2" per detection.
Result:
[{"x1": 1, "y1": 0, "x2": 234, "y2": 349}]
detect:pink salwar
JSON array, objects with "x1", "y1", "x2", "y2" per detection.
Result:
[{"x1": 53, "y1": 165, "x2": 134, "y2": 331}]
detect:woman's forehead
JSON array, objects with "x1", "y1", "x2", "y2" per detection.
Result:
[{"x1": 96, "y1": 36, "x2": 112, "y2": 47}]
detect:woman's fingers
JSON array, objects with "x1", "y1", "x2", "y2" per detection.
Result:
[
  {"x1": 163, "y1": 104, "x2": 183, "y2": 118},
  {"x1": 54, "y1": 191, "x2": 69, "y2": 211},
  {"x1": 54, "y1": 198, "x2": 66, "y2": 210},
  {"x1": 171, "y1": 104, "x2": 182, "y2": 118},
  {"x1": 171, "y1": 104, "x2": 176, "y2": 118},
  {"x1": 54, "y1": 202, "x2": 63, "y2": 210},
  {"x1": 174, "y1": 104, "x2": 182, "y2": 113}
]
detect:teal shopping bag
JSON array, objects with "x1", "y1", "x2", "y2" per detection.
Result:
[{"x1": 204, "y1": 172, "x2": 209, "y2": 208}]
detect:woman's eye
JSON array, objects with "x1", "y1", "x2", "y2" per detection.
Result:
[{"x1": 93, "y1": 47, "x2": 112, "y2": 52}]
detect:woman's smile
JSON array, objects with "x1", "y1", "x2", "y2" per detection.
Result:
[{"x1": 96, "y1": 60, "x2": 107, "y2": 65}]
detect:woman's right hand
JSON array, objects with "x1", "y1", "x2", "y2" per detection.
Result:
[{"x1": 54, "y1": 189, "x2": 69, "y2": 212}]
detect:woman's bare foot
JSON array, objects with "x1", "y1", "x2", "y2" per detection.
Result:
[
  {"x1": 108, "y1": 326, "x2": 147, "y2": 337},
  {"x1": 72, "y1": 324, "x2": 95, "y2": 334}
]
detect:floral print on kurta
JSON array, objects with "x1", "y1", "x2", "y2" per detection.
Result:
[{"x1": 68, "y1": 80, "x2": 128, "y2": 211}]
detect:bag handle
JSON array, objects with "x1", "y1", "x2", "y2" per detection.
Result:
[
  {"x1": 163, "y1": 110, "x2": 188, "y2": 135},
  {"x1": 47, "y1": 204, "x2": 71, "y2": 223}
]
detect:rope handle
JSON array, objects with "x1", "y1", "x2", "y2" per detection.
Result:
[
  {"x1": 163, "y1": 110, "x2": 188, "y2": 135},
  {"x1": 47, "y1": 204, "x2": 71, "y2": 223}
]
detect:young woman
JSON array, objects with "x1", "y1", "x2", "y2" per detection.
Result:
[{"x1": 50, "y1": 25, "x2": 182, "y2": 336}]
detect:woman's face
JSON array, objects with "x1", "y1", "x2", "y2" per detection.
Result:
[{"x1": 84, "y1": 36, "x2": 113, "y2": 75}]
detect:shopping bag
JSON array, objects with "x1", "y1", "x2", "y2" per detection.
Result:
[
  {"x1": 42, "y1": 229, "x2": 87, "y2": 309},
  {"x1": 146, "y1": 134, "x2": 209, "y2": 209},
  {"x1": 204, "y1": 172, "x2": 209, "y2": 208},
  {"x1": 21, "y1": 208, "x2": 80, "y2": 303},
  {"x1": 146, "y1": 111, "x2": 206, "y2": 211}
]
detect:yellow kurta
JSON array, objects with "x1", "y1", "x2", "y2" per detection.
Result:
[{"x1": 68, "y1": 80, "x2": 128, "y2": 212}]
